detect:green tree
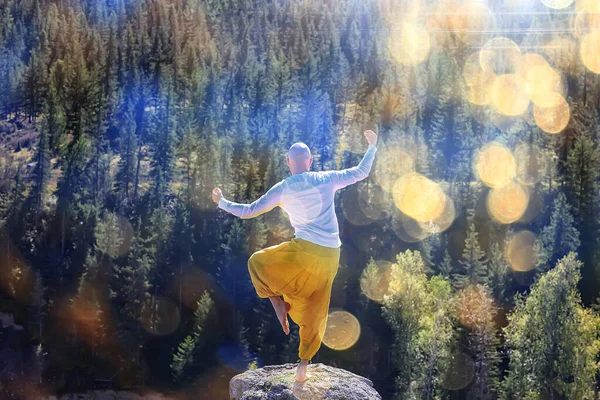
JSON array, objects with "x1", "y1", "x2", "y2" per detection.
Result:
[
  {"x1": 382, "y1": 250, "x2": 455, "y2": 399},
  {"x1": 454, "y1": 210, "x2": 488, "y2": 290},
  {"x1": 503, "y1": 253, "x2": 600, "y2": 399},
  {"x1": 456, "y1": 285, "x2": 500, "y2": 399},
  {"x1": 171, "y1": 291, "x2": 214, "y2": 382},
  {"x1": 536, "y1": 192, "x2": 580, "y2": 273}
]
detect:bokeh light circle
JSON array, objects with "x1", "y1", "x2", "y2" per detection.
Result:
[
  {"x1": 480, "y1": 37, "x2": 522, "y2": 75},
  {"x1": 449, "y1": 1, "x2": 495, "y2": 45},
  {"x1": 580, "y1": 31, "x2": 600, "y2": 73},
  {"x1": 491, "y1": 74, "x2": 530, "y2": 116},
  {"x1": 465, "y1": 82, "x2": 493, "y2": 106},
  {"x1": 373, "y1": 146, "x2": 415, "y2": 192},
  {"x1": 542, "y1": 36, "x2": 577, "y2": 71},
  {"x1": 389, "y1": 23, "x2": 431, "y2": 65},
  {"x1": 392, "y1": 173, "x2": 446, "y2": 223},
  {"x1": 140, "y1": 295, "x2": 181, "y2": 336},
  {"x1": 360, "y1": 260, "x2": 393, "y2": 303},
  {"x1": 442, "y1": 352, "x2": 475, "y2": 390},
  {"x1": 463, "y1": 51, "x2": 495, "y2": 86},
  {"x1": 487, "y1": 183, "x2": 529, "y2": 224},
  {"x1": 516, "y1": 53, "x2": 549, "y2": 80},
  {"x1": 322, "y1": 310, "x2": 361, "y2": 351},
  {"x1": 541, "y1": 0, "x2": 574, "y2": 9},
  {"x1": 533, "y1": 96, "x2": 571, "y2": 134},
  {"x1": 525, "y1": 65, "x2": 565, "y2": 107},
  {"x1": 419, "y1": 194, "x2": 456, "y2": 234},
  {"x1": 507, "y1": 230, "x2": 537, "y2": 272},
  {"x1": 475, "y1": 142, "x2": 516, "y2": 188}
]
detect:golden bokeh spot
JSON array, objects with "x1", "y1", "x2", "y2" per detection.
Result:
[
  {"x1": 465, "y1": 82, "x2": 493, "y2": 106},
  {"x1": 390, "y1": 212, "x2": 426, "y2": 243},
  {"x1": 541, "y1": 0, "x2": 574, "y2": 9},
  {"x1": 449, "y1": 1, "x2": 495, "y2": 45},
  {"x1": 580, "y1": 31, "x2": 600, "y2": 74},
  {"x1": 480, "y1": 37, "x2": 522, "y2": 75},
  {"x1": 57, "y1": 287, "x2": 112, "y2": 349},
  {"x1": 542, "y1": 36, "x2": 578, "y2": 71},
  {"x1": 525, "y1": 65, "x2": 565, "y2": 107},
  {"x1": 514, "y1": 143, "x2": 547, "y2": 186},
  {"x1": 140, "y1": 295, "x2": 181, "y2": 336},
  {"x1": 457, "y1": 285, "x2": 496, "y2": 330},
  {"x1": 474, "y1": 142, "x2": 516, "y2": 188},
  {"x1": 573, "y1": 8, "x2": 600, "y2": 38},
  {"x1": 322, "y1": 310, "x2": 361, "y2": 351},
  {"x1": 403, "y1": 214, "x2": 431, "y2": 241},
  {"x1": 373, "y1": 146, "x2": 415, "y2": 192},
  {"x1": 360, "y1": 260, "x2": 393, "y2": 303},
  {"x1": 388, "y1": 23, "x2": 431, "y2": 65},
  {"x1": 491, "y1": 74, "x2": 530, "y2": 116},
  {"x1": 463, "y1": 51, "x2": 495, "y2": 86},
  {"x1": 487, "y1": 182, "x2": 529, "y2": 224},
  {"x1": 442, "y1": 352, "x2": 475, "y2": 390},
  {"x1": 392, "y1": 173, "x2": 446, "y2": 223},
  {"x1": 358, "y1": 183, "x2": 391, "y2": 221},
  {"x1": 534, "y1": 95, "x2": 571, "y2": 134},
  {"x1": 420, "y1": 194, "x2": 456, "y2": 234},
  {"x1": 577, "y1": 0, "x2": 600, "y2": 12},
  {"x1": 506, "y1": 230, "x2": 537, "y2": 272},
  {"x1": 516, "y1": 53, "x2": 549, "y2": 80},
  {"x1": 342, "y1": 186, "x2": 376, "y2": 226}
]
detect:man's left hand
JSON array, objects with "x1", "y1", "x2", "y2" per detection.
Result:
[{"x1": 212, "y1": 188, "x2": 223, "y2": 204}]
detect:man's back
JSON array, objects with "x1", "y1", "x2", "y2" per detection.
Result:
[
  {"x1": 217, "y1": 144, "x2": 377, "y2": 248},
  {"x1": 280, "y1": 171, "x2": 341, "y2": 248}
]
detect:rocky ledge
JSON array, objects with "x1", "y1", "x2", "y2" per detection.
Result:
[{"x1": 229, "y1": 363, "x2": 381, "y2": 400}]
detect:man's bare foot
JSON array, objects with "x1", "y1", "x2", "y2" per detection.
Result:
[
  {"x1": 296, "y1": 359, "x2": 310, "y2": 382},
  {"x1": 269, "y1": 296, "x2": 291, "y2": 335}
]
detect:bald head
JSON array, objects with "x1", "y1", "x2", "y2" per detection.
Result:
[{"x1": 286, "y1": 142, "x2": 312, "y2": 174}]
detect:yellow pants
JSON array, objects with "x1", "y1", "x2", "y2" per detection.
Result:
[{"x1": 248, "y1": 238, "x2": 340, "y2": 360}]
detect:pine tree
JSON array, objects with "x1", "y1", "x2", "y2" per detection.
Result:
[
  {"x1": 171, "y1": 291, "x2": 213, "y2": 382},
  {"x1": 438, "y1": 249, "x2": 454, "y2": 279},
  {"x1": 536, "y1": 192, "x2": 580, "y2": 273},
  {"x1": 502, "y1": 253, "x2": 600, "y2": 399},
  {"x1": 564, "y1": 120, "x2": 600, "y2": 241},
  {"x1": 487, "y1": 242, "x2": 510, "y2": 305},
  {"x1": 382, "y1": 250, "x2": 455, "y2": 399},
  {"x1": 114, "y1": 99, "x2": 137, "y2": 208},
  {"x1": 454, "y1": 210, "x2": 488, "y2": 290},
  {"x1": 456, "y1": 285, "x2": 500, "y2": 399}
]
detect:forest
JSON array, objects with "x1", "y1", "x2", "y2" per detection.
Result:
[{"x1": 0, "y1": 0, "x2": 600, "y2": 398}]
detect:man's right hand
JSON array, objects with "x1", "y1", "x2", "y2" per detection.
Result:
[
  {"x1": 364, "y1": 130, "x2": 378, "y2": 146},
  {"x1": 212, "y1": 188, "x2": 223, "y2": 204}
]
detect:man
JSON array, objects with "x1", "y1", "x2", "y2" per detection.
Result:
[{"x1": 211, "y1": 130, "x2": 377, "y2": 382}]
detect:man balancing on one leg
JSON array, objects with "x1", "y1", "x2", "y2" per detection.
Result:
[{"x1": 211, "y1": 130, "x2": 378, "y2": 382}]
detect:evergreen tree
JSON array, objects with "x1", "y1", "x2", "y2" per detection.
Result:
[
  {"x1": 487, "y1": 242, "x2": 510, "y2": 305},
  {"x1": 171, "y1": 291, "x2": 213, "y2": 382},
  {"x1": 536, "y1": 192, "x2": 580, "y2": 273},
  {"x1": 456, "y1": 285, "x2": 501, "y2": 399},
  {"x1": 454, "y1": 210, "x2": 488, "y2": 290},
  {"x1": 382, "y1": 250, "x2": 455, "y2": 399},
  {"x1": 503, "y1": 253, "x2": 600, "y2": 399}
]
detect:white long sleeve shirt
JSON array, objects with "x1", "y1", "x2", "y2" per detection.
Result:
[{"x1": 218, "y1": 144, "x2": 378, "y2": 248}]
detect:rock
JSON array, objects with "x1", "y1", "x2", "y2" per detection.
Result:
[{"x1": 229, "y1": 363, "x2": 381, "y2": 400}]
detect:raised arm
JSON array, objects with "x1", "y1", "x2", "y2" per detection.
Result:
[
  {"x1": 328, "y1": 130, "x2": 378, "y2": 190},
  {"x1": 212, "y1": 181, "x2": 284, "y2": 219}
]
